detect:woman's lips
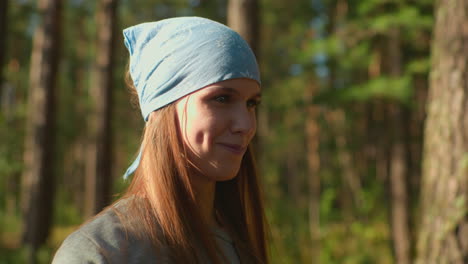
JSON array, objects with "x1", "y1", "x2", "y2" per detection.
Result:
[{"x1": 218, "y1": 143, "x2": 246, "y2": 155}]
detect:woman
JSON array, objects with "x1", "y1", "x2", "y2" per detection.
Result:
[{"x1": 53, "y1": 17, "x2": 269, "y2": 263}]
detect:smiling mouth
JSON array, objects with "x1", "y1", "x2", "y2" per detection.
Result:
[{"x1": 218, "y1": 143, "x2": 247, "y2": 155}]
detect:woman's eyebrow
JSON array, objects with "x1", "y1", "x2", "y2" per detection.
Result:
[
  {"x1": 209, "y1": 86, "x2": 239, "y2": 95},
  {"x1": 209, "y1": 86, "x2": 262, "y2": 98}
]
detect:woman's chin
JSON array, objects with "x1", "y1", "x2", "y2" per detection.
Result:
[{"x1": 209, "y1": 166, "x2": 241, "y2": 182}]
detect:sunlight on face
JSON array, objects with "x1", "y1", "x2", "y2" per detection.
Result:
[{"x1": 175, "y1": 78, "x2": 261, "y2": 182}]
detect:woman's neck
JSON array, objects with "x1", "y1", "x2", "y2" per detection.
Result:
[{"x1": 191, "y1": 174, "x2": 218, "y2": 227}]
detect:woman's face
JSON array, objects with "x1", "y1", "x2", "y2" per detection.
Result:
[{"x1": 175, "y1": 78, "x2": 261, "y2": 182}]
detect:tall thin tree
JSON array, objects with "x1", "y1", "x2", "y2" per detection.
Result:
[
  {"x1": 85, "y1": 0, "x2": 118, "y2": 217},
  {"x1": 227, "y1": 0, "x2": 260, "y2": 56},
  {"x1": 386, "y1": 27, "x2": 411, "y2": 264},
  {"x1": 0, "y1": 0, "x2": 8, "y2": 93},
  {"x1": 21, "y1": 0, "x2": 62, "y2": 262},
  {"x1": 305, "y1": 80, "x2": 321, "y2": 263},
  {"x1": 416, "y1": 0, "x2": 468, "y2": 263}
]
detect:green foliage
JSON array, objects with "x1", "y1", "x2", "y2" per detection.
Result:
[
  {"x1": 313, "y1": 75, "x2": 413, "y2": 105},
  {"x1": 364, "y1": 7, "x2": 433, "y2": 33},
  {"x1": 0, "y1": 247, "x2": 27, "y2": 264},
  {"x1": 258, "y1": 0, "x2": 433, "y2": 262},
  {"x1": 321, "y1": 220, "x2": 393, "y2": 264},
  {"x1": 53, "y1": 190, "x2": 83, "y2": 227},
  {"x1": 407, "y1": 58, "x2": 431, "y2": 74},
  {"x1": 267, "y1": 183, "x2": 332, "y2": 264}
]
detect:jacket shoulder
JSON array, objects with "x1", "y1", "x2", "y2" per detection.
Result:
[{"x1": 52, "y1": 198, "x2": 165, "y2": 263}]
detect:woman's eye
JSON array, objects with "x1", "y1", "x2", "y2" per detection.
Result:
[
  {"x1": 247, "y1": 99, "x2": 261, "y2": 108},
  {"x1": 214, "y1": 95, "x2": 230, "y2": 103}
]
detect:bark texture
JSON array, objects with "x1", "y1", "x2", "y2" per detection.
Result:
[
  {"x1": 227, "y1": 0, "x2": 260, "y2": 56},
  {"x1": 0, "y1": 0, "x2": 8, "y2": 91},
  {"x1": 21, "y1": 0, "x2": 62, "y2": 261},
  {"x1": 305, "y1": 81, "x2": 321, "y2": 263},
  {"x1": 387, "y1": 28, "x2": 411, "y2": 264},
  {"x1": 85, "y1": 0, "x2": 118, "y2": 217},
  {"x1": 416, "y1": 0, "x2": 468, "y2": 263}
]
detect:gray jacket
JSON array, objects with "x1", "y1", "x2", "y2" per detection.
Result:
[{"x1": 52, "y1": 200, "x2": 240, "y2": 263}]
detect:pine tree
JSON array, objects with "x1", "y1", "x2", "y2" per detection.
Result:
[
  {"x1": 416, "y1": 0, "x2": 468, "y2": 263},
  {"x1": 21, "y1": 0, "x2": 62, "y2": 262}
]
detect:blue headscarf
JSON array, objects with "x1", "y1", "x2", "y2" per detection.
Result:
[{"x1": 122, "y1": 17, "x2": 261, "y2": 179}]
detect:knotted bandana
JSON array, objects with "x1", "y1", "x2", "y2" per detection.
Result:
[{"x1": 122, "y1": 17, "x2": 261, "y2": 179}]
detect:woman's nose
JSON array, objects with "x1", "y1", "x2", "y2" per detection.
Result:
[{"x1": 231, "y1": 105, "x2": 256, "y2": 136}]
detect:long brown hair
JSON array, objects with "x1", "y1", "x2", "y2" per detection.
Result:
[{"x1": 117, "y1": 71, "x2": 269, "y2": 263}]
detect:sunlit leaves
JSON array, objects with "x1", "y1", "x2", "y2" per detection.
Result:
[{"x1": 313, "y1": 76, "x2": 413, "y2": 105}]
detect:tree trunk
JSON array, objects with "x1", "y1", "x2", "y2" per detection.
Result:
[
  {"x1": 286, "y1": 150, "x2": 301, "y2": 204},
  {"x1": 388, "y1": 104, "x2": 411, "y2": 264},
  {"x1": 85, "y1": 0, "x2": 118, "y2": 217},
  {"x1": 407, "y1": 75, "x2": 428, "y2": 243},
  {"x1": 416, "y1": 0, "x2": 468, "y2": 263},
  {"x1": 387, "y1": 27, "x2": 411, "y2": 264},
  {"x1": 0, "y1": 0, "x2": 8, "y2": 92},
  {"x1": 332, "y1": 110, "x2": 362, "y2": 212},
  {"x1": 227, "y1": 0, "x2": 260, "y2": 56},
  {"x1": 305, "y1": 81, "x2": 320, "y2": 263},
  {"x1": 66, "y1": 9, "x2": 89, "y2": 216},
  {"x1": 21, "y1": 0, "x2": 62, "y2": 262}
]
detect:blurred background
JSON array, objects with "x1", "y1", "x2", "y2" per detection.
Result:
[{"x1": 2, "y1": 0, "x2": 467, "y2": 263}]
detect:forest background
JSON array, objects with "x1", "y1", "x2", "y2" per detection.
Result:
[{"x1": 1, "y1": 0, "x2": 468, "y2": 263}]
